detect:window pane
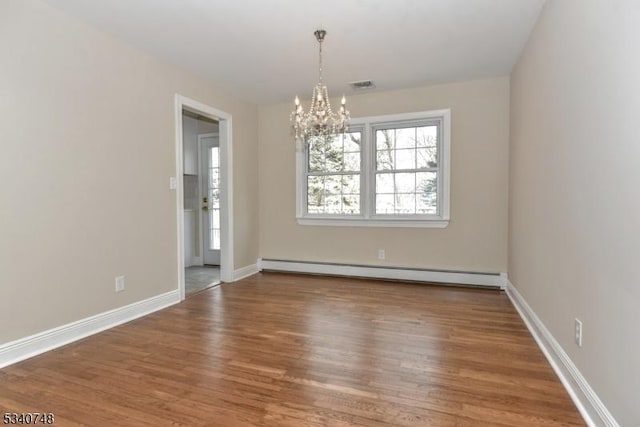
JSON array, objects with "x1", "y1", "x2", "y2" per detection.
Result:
[
  {"x1": 210, "y1": 168, "x2": 219, "y2": 188},
  {"x1": 376, "y1": 173, "x2": 394, "y2": 193},
  {"x1": 325, "y1": 194, "x2": 341, "y2": 214},
  {"x1": 308, "y1": 204, "x2": 325, "y2": 214},
  {"x1": 307, "y1": 176, "x2": 326, "y2": 213},
  {"x1": 210, "y1": 228, "x2": 220, "y2": 250},
  {"x1": 209, "y1": 189, "x2": 220, "y2": 208},
  {"x1": 324, "y1": 145, "x2": 342, "y2": 172},
  {"x1": 395, "y1": 128, "x2": 416, "y2": 149},
  {"x1": 377, "y1": 150, "x2": 394, "y2": 170},
  {"x1": 416, "y1": 172, "x2": 437, "y2": 194},
  {"x1": 343, "y1": 152, "x2": 360, "y2": 171},
  {"x1": 395, "y1": 193, "x2": 416, "y2": 214},
  {"x1": 342, "y1": 195, "x2": 360, "y2": 214},
  {"x1": 395, "y1": 172, "x2": 415, "y2": 193},
  {"x1": 376, "y1": 194, "x2": 394, "y2": 214},
  {"x1": 417, "y1": 191, "x2": 437, "y2": 214},
  {"x1": 308, "y1": 144, "x2": 324, "y2": 171},
  {"x1": 341, "y1": 174, "x2": 360, "y2": 194},
  {"x1": 209, "y1": 206, "x2": 220, "y2": 251},
  {"x1": 212, "y1": 209, "x2": 220, "y2": 228},
  {"x1": 417, "y1": 172, "x2": 437, "y2": 214},
  {"x1": 307, "y1": 135, "x2": 338, "y2": 172},
  {"x1": 329, "y1": 134, "x2": 343, "y2": 153},
  {"x1": 395, "y1": 149, "x2": 416, "y2": 170},
  {"x1": 307, "y1": 174, "x2": 360, "y2": 215},
  {"x1": 417, "y1": 126, "x2": 437, "y2": 147},
  {"x1": 376, "y1": 129, "x2": 395, "y2": 151},
  {"x1": 374, "y1": 171, "x2": 438, "y2": 215},
  {"x1": 417, "y1": 147, "x2": 438, "y2": 169},
  {"x1": 210, "y1": 147, "x2": 219, "y2": 167},
  {"x1": 209, "y1": 228, "x2": 217, "y2": 250},
  {"x1": 325, "y1": 174, "x2": 341, "y2": 193},
  {"x1": 308, "y1": 132, "x2": 361, "y2": 173},
  {"x1": 344, "y1": 132, "x2": 361, "y2": 152}
]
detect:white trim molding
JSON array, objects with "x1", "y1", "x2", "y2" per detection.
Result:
[
  {"x1": 506, "y1": 280, "x2": 619, "y2": 427},
  {"x1": 0, "y1": 290, "x2": 180, "y2": 369},
  {"x1": 259, "y1": 259, "x2": 505, "y2": 288},
  {"x1": 233, "y1": 263, "x2": 260, "y2": 281},
  {"x1": 296, "y1": 218, "x2": 449, "y2": 228}
]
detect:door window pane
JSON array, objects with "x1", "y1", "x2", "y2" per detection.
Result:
[{"x1": 209, "y1": 147, "x2": 221, "y2": 250}]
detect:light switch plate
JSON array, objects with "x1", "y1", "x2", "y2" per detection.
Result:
[{"x1": 169, "y1": 177, "x2": 177, "y2": 190}]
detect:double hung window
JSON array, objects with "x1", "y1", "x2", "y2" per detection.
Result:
[{"x1": 297, "y1": 109, "x2": 450, "y2": 227}]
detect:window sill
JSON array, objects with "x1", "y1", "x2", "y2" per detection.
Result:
[{"x1": 296, "y1": 217, "x2": 449, "y2": 228}]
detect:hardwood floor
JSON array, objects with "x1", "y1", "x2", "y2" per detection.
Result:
[{"x1": 0, "y1": 273, "x2": 584, "y2": 426}]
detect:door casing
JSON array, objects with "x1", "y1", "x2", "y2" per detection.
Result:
[{"x1": 174, "y1": 94, "x2": 233, "y2": 301}]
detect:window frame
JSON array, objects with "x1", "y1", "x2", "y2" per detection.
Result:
[{"x1": 296, "y1": 109, "x2": 451, "y2": 228}]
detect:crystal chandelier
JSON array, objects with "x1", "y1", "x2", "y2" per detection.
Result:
[{"x1": 290, "y1": 30, "x2": 350, "y2": 140}]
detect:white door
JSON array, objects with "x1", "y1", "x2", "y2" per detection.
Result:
[{"x1": 200, "y1": 135, "x2": 221, "y2": 265}]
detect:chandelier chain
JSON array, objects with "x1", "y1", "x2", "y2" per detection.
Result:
[{"x1": 318, "y1": 36, "x2": 323, "y2": 83}]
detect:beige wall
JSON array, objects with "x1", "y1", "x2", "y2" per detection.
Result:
[
  {"x1": 0, "y1": 0, "x2": 258, "y2": 343},
  {"x1": 259, "y1": 77, "x2": 509, "y2": 273},
  {"x1": 509, "y1": 1, "x2": 640, "y2": 424}
]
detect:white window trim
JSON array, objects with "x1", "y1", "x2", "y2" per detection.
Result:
[{"x1": 296, "y1": 109, "x2": 451, "y2": 228}]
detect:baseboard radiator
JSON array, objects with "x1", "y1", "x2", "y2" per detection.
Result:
[{"x1": 259, "y1": 259, "x2": 506, "y2": 289}]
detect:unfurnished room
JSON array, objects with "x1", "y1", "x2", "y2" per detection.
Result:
[{"x1": 0, "y1": 1, "x2": 638, "y2": 426}]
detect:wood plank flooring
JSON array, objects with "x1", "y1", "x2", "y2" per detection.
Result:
[{"x1": 0, "y1": 273, "x2": 584, "y2": 426}]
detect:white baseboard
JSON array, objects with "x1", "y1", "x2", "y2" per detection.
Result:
[
  {"x1": 259, "y1": 259, "x2": 506, "y2": 289},
  {"x1": 506, "y1": 280, "x2": 619, "y2": 427},
  {"x1": 233, "y1": 263, "x2": 260, "y2": 281},
  {"x1": 0, "y1": 289, "x2": 180, "y2": 369}
]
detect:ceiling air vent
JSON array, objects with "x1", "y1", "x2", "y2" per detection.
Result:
[{"x1": 349, "y1": 80, "x2": 376, "y2": 91}]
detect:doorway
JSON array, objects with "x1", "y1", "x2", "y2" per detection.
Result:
[{"x1": 175, "y1": 95, "x2": 233, "y2": 301}]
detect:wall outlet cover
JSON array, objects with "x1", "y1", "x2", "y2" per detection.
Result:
[{"x1": 115, "y1": 276, "x2": 126, "y2": 293}]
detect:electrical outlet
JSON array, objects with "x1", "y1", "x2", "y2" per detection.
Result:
[
  {"x1": 574, "y1": 318, "x2": 583, "y2": 347},
  {"x1": 115, "y1": 276, "x2": 126, "y2": 293},
  {"x1": 378, "y1": 249, "x2": 385, "y2": 260}
]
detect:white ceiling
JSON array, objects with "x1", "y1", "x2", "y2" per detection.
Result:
[{"x1": 43, "y1": 0, "x2": 546, "y2": 105}]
